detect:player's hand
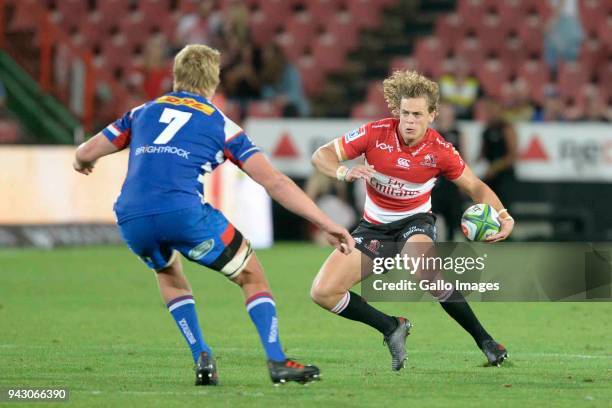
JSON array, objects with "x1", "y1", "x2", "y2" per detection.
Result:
[
  {"x1": 73, "y1": 160, "x2": 95, "y2": 175},
  {"x1": 485, "y1": 217, "x2": 514, "y2": 243},
  {"x1": 345, "y1": 164, "x2": 375, "y2": 182},
  {"x1": 322, "y1": 223, "x2": 355, "y2": 254}
]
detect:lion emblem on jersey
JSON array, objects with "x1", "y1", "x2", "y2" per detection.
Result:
[{"x1": 420, "y1": 153, "x2": 437, "y2": 168}]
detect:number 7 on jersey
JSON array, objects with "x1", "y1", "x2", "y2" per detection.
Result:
[{"x1": 153, "y1": 108, "x2": 193, "y2": 145}]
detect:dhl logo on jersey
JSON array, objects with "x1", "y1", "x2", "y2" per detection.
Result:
[{"x1": 156, "y1": 95, "x2": 215, "y2": 115}]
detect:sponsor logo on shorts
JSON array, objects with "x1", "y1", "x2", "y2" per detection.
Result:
[
  {"x1": 401, "y1": 226, "x2": 428, "y2": 239},
  {"x1": 353, "y1": 236, "x2": 364, "y2": 244},
  {"x1": 366, "y1": 239, "x2": 381, "y2": 254},
  {"x1": 188, "y1": 239, "x2": 215, "y2": 260}
]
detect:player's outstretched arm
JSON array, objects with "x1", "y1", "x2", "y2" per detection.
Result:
[
  {"x1": 452, "y1": 165, "x2": 515, "y2": 242},
  {"x1": 73, "y1": 133, "x2": 120, "y2": 175},
  {"x1": 242, "y1": 152, "x2": 355, "y2": 254},
  {"x1": 311, "y1": 140, "x2": 374, "y2": 182}
]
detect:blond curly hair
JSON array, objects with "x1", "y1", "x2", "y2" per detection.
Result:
[{"x1": 383, "y1": 70, "x2": 439, "y2": 115}]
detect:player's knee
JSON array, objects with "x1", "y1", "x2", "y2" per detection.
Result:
[
  {"x1": 218, "y1": 239, "x2": 254, "y2": 281},
  {"x1": 310, "y1": 278, "x2": 335, "y2": 306},
  {"x1": 232, "y1": 258, "x2": 265, "y2": 286},
  {"x1": 309, "y1": 282, "x2": 322, "y2": 304}
]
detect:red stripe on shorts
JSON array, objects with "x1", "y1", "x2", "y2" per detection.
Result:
[{"x1": 220, "y1": 223, "x2": 235, "y2": 246}]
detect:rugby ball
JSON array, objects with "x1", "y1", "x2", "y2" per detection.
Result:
[{"x1": 461, "y1": 204, "x2": 500, "y2": 241}]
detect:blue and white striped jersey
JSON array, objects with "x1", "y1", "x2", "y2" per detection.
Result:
[{"x1": 102, "y1": 91, "x2": 260, "y2": 223}]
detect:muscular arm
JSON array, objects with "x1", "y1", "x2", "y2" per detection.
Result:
[
  {"x1": 242, "y1": 152, "x2": 354, "y2": 253},
  {"x1": 452, "y1": 165, "x2": 514, "y2": 242},
  {"x1": 453, "y1": 165, "x2": 503, "y2": 209},
  {"x1": 311, "y1": 141, "x2": 344, "y2": 178},
  {"x1": 311, "y1": 140, "x2": 374, "y2": 182},
  {"x1": 73, "y1": 133, "x2": 120, "y2": 175}
]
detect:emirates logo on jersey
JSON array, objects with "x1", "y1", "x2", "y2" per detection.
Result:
[{"x1": 369, "y1": 173, "x2": 435, "y2": 199}]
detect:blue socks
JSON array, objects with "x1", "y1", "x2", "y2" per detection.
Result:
[
  {"x1": 246, "y1": 292, "x2": 286, "y2": 362},
  {"x1": 167, "y1": 292, "x2": 286, "y2": 363},
  {"x1": 167, "y1": 295, "x2": 212, "y2": 363}
]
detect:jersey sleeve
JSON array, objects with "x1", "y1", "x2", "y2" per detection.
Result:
[
  {"x1": 221, "y1": 113, "x2": 260, "y2": 168},
  {"x1": 439, "y1": 142, "x2": 466, "y2": 180},
  {"x1": 224, "y1": 131, "x2": 260, "y2": 168},
  {"x1": 101, "y1": 110, "x2": 132, "y2": 150},
  {"x1": 338, "y1": 123, "x2": 371, "y2": 160}
]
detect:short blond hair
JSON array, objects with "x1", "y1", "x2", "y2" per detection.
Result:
[
  {"x1": 383, "y1": 70, "x2": 439, "y2": 115},
  {"x1": 173, "y1": 44, "x2": 221, "y2": 94}
]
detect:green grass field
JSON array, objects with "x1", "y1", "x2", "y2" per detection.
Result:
[{"x1": 1, "y1": 243, "x2": 610, "y2": 407}]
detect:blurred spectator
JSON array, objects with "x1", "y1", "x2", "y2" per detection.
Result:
[
  {"x1": 432, "y1": 103, "x2": 465, "y2": 241},
  {"x1": 216, "y1": 1, "x2": 261, "y2": 119},
  {"x1": 562, "y1": 96, "x2": 584, "y2": 121},
  {"x1": 534, "y1": 86, "x2": 565, "y2": 121},
  {"x1": 502, "y1": 79, "x2": 537, "y2": 123},
  {"x1": 578, "y1": 85, "x2": 608, "y2": 122},
  {"x1": 175, "y1": 2, "x2": 222, "y2": 49},
  {"x1": 480, "y1": 99, "x2": 518, "y2": 207},
  {"x1": 260, "y1": 43, "x2": 310, "y2": 117},
  {"x1": 117, "y1": 77, "x2": 148, "y2": 117},
  {"x1": 140, "y1": 34, "x2": 172, "y2": 100},
  {"x1": 305, "y1": 172, "x2": 356, "y2": 246},
  {"x1": 222, "y1": 41, "x2": 262, "y2": 119},
  {"x1": 438, "y1": 58, "x2": 480, "y2": 119},
  {"x1": 218, "y1": 0, "x2": 250, "y2": 45},
  {"x1": 544, "y1": 0, "x2": 584, "y2": 73}
]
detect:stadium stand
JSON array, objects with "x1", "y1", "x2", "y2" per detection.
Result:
[
  {"x1": 1, "y1": 0, "x2": 407, "y2": 125},
  {"x1": 350, "y1": 0, "x2": 612, "y2": 122},
  {"x1": 1, "y1": 0, "x2": 611, "y2": 132}
]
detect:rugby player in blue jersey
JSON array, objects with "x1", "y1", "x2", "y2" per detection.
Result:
[{"x1": 73, "y1": 44, "x2": 354, "y2": 386}]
